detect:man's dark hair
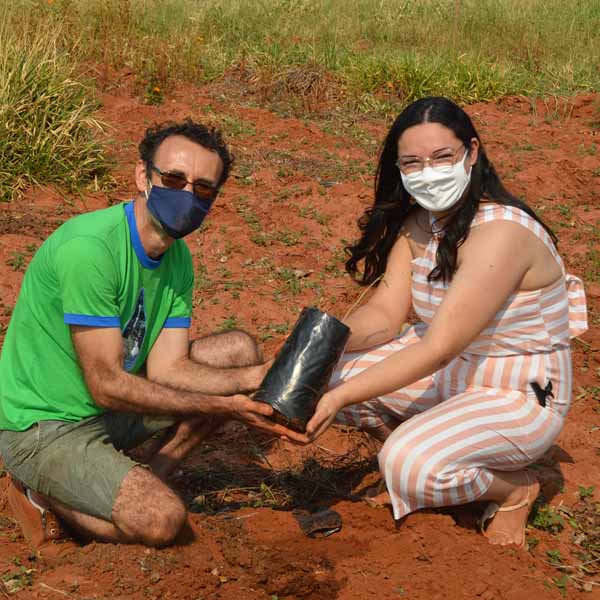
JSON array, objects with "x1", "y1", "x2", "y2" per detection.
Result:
[{"x1": 138, "y1": 119, "x2": 234, "y2": 187}]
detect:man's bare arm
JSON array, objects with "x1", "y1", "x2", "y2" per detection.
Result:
[
  {"x1": 71, "y1": 326, "x2": 308, "y2": 442},
  {"x1": 72, "y1": 326, "x2": 263, "y2": 416}
]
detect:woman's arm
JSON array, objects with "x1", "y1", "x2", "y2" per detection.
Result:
[
  {"x1": 343, "y1": 234, "x2": 414, "y2": 352},
  {"x1": 307, "y1": 220, "x2": 536, "y2": 439}
]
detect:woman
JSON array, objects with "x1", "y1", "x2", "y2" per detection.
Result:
[{"x1": 305, "y1": 97, "x2": 587, "y2": 547}]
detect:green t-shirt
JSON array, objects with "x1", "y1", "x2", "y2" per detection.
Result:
[{"x1": 0, "y1": 202, "x2": 193, "y2": 431}]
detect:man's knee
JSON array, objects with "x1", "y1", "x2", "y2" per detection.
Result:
[
  {"x1": 225, "y1": 330, "x2": 262, "y2": 364},
  {"x1": 190, "y1": 329, "x2": 262, "y2": 367},
  {"x1": 144, "y1": 499, "x2": 186, "y2": 547},
  {"x1": 112, "y1": 467, "x2": 186, "y2": 547}
]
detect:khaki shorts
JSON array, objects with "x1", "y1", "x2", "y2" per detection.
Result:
[{"x1": 0, "y1": 414, "x2": 175, "y2": 521}]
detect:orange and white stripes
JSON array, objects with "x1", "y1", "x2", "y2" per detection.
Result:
[
  {"x1": 412, "y1": 204, "x2": 587, "y2": 355},
  {"x1": 331, "y1": 203, "x2": 587, "y2": 520}
]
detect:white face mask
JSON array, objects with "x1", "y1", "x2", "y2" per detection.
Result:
[{"x1": 400, "y1": 151, "x2": 472, "y2": 212}]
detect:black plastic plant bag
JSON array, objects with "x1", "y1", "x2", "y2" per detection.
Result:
[{"x1": 254, "y1": 307, "x2": 351, "y2": 432}]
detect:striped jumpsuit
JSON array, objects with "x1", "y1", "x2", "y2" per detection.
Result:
[{"x1": 332, "y1": 204, "x2": 588, "y2": 520}]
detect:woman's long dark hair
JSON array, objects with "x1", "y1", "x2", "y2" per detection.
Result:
[{"x1": 346, "y1": 97, "x2": 557, "y2": 285}]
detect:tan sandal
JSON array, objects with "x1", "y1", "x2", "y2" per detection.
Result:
[{"x1": 479, "y1": 471, "x2": 539, "y2": 549}]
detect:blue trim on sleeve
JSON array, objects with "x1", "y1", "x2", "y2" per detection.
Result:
[
  {"x1": 124, "y1": 202, "x2": 162, "y2": 270},
  {"x1": 163, "y1": 317, "x2": 191, "y2": 329},
  {"x1": 64, "y1": 314, "x2": 121, "y2": 327}
]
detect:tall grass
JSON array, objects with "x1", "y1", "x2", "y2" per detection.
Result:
[
  {"x1": 0, "y1": 14, "x2": 110, "y2": 202},
  {"x1": 12, "y1": 0, "x2": 600, "y2": 107},
  {"x1": 10, "y1": 0, "x2": 597, "y2": 112}
]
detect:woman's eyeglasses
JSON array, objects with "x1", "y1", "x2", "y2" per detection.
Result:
[
  {"x1": 396, "y1": 145, "x2": 466, "y2": 175},
  {"x1": 150, "y1": 165, "x2": 219, "y2": 202}
]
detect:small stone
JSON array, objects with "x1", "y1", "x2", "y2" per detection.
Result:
[{"x1": 149, "y1": 572, "x2": 161, "y2": 584}]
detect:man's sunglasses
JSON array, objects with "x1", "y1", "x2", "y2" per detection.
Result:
[{"x1": 150, "y1": 165, "x2": 219, "y2": 202}]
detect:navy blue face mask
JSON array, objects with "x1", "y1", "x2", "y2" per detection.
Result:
[{"x1": 146, "y1": 185, "x2": 212, "y2": 239}]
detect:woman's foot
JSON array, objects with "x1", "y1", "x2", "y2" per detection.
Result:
[{"x1": 481, "y1": 471, "x2": 540, "y2": 548}]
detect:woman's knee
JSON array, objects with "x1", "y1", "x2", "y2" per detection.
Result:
[
  {"x1": 379, "y1": 435, "x2": 459, "y2": 504},
  {"x1": 378, "y1": 434, "x2": 428, "y2": 488}
]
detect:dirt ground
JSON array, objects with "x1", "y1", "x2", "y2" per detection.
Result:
[{"x1": 0, "y1": 73, "x2": 599, "y2": 599}]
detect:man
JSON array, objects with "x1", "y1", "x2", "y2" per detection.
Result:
[{"x1": 0, "y1": 120, "x2": 304, "y2": 560}]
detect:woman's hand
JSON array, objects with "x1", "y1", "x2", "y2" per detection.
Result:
[{"x1": 306, "y1": 391, "x2": 345, "y2": 442}]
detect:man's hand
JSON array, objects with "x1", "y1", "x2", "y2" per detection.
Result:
[
  {"x1": 305, "y1": 391, "x2": 344, "y2": 442},
  {"x1": 229, "y1": 394, "x2": 309, "y2": 443}
]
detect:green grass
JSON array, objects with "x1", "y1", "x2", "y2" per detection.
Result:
[
  {"x1": 530, "y1": 502, "x2": 565, "y2": 534},
  {"x1": 8, "y1": 0, "x2": 600, "y2": 114},
  {"x1": 0, "y1": 12, "x2": 111, "y2": 202}
]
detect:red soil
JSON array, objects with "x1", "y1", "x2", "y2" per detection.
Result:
[{"x1": 0, "y1": 76, "x2": 598, "y2": 599}]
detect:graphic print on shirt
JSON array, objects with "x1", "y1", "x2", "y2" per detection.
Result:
[{"x1": 122, "y1": 288, "x2": 146, "y2": 371}]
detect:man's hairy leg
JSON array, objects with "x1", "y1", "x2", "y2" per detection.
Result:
[
  {"x1": 147, "y1": 330, "x2": 263, "y2": 477},
  {"x1": 189, "y1": 329, "x2": 263, "y2": 369},
  {"x1": 45, "y1": 467, "x2": 186, "y2": 547}
]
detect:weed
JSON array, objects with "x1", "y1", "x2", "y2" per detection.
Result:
[
  {"x1": 538, "y1": 495, "x2": 600, "y2": 593},
  {"x1": 512, "y1": 142, "x2": 537, "y2": 153},
  {"x1": 585, "y1": 248, "x2": 600, "y2": 284},
  {"x1": 250, "y1": 232, "x2": 269, "y2": 247},
  {"x1": 530, "y1": 502, "x2": 565, "y2": 534},
  {"x1": 219, "y1": 115, "x2": 256, "y2": 138},
  {"x1": 218, "y1": 315, "x2": 239, "y2": 331},
  {"x1": 577, "y1": 142, "x2": 598, "y2": 156},
  {"x1": 2, "y1": 566, "x2": 35, "y2": 594},
  {"x1": 223, "y1": 281, "x2": 244, "y2": 292},
  {"x1": 547, "y1": 549, "x2": 563, "y2": 564},
  {"x1": 6, "y1": 252, "x2": 25, "y2": 272},
  {"x1": 234, "y1": 197, "x2": 262, "y2": 231},
  {"x1": 217, "y1": 266, "x2": 233, "y2": 279},
  {"x1": 144, "y1": 82, "x2": 164, "y2": 105},
  {"x1": 257, "y1": 321, "x2": 290, "y2": 341},
  {"x1": 273, "y1": 228, "x2": 301, "y2": 246},
  {"x1": 578, "y1": 485, "x2": 596, "y2": 500},
  {"x1": 298, "y1": 204, "x2": 330, "y2": 226},
  {"x1": 195, "y1": 261, "x2": 213, "y2": 292},
  {"x1": 233, "y1": 161, "x2": 255, "y2": 185},
  {"x1": 552, "y1": 574, "x2": 569, "y2": 598},
  {"x1": 276, "y1": 268, "x2": 303, "y2": 295},
  {"x1": 527, "y1": 536, "x2": 540, "y2": 551}
]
